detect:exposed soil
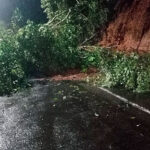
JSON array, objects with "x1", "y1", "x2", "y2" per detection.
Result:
[
  {"x1": 100, "y1": 0, "x2": 150, "y2": 53},
  {"x1": 51, "y1": 68, "x2": 98, "y2": 81}
]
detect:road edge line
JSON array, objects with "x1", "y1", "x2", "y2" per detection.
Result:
[{"x1": 99, "y1": 87, "x2": 150, "y2": 115}]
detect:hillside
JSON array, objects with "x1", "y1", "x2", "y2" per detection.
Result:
[{"x1": 100, "y1": 0, "x2": 150, "y2": 53}]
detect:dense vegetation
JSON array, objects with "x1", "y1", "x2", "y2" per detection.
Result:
[
  {"x1": 0, "y1": 0, "x2": 150, "y2": 95},
  {"x1": 85, "y1": 47, "x2": 150, "y2": 93},
  {"x1": 0, "y1": 0, "x2": 109, "y2": 95}
]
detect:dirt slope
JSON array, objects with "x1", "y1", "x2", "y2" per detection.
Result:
[{"x1": 100, "y1": 0, "x2": 150, "y2": 53}]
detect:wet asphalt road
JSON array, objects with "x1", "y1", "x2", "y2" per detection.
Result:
[{"x1": 0, "y1": 80, "x2": 150, "y2": 150}]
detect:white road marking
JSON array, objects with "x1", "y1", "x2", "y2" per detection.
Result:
[{"x1": 99, "y1": 87, "x2": 150, "y2": 115}]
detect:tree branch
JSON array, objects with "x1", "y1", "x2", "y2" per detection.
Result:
[
  {"x1": 51, "y1": 9, "x2": 71, "y2": 28},
  {"x1": 47, "y1": 13, "x2": 62, "y2": 25},
  {"x1": 79, "y1": 45, "x2": 98, "y2": 51},
  {"x1": 80, "y1": 33, "x2": 97, "y2": 46}
]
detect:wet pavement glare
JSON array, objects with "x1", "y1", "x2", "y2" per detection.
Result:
[{"x1": 0, "y1": 80, "x2": 150, "y2": 150}]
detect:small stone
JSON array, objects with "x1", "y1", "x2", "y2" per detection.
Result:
[
  {"x1": 94, "y1": 113, "x2": 99, "y2": 117},
  {"x1": 109, "y1": 145, "x2": 112, "y2": 149},
  {"x1": 130, "y1": 117, "x2": 136, "y2": 120},
  {"x1": 136, "y1": 124, "x2": 141, "y2": 127},
  {"x1": 63, "y1": 96, "x2": 67, "y2": 100}
]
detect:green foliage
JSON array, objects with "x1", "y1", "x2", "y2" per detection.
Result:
[
  {"x1": 0, "y1": 25, "x2": 26, "y2": 95},
  {"x1": 85, "y1": 47, "x2": 150, "y2": 93},
  {"x1": 11, "y1": 8, "x2": 24, "y2": 31},
  {"x1": 0, "y1": 0, "x2": 124, "y2": 95},
  {"x1": 17, "y1": 21, "x2": 81, "y2": 75},
  {"x1": 79, "y1": 49, "x2": 101, "y2": 70},
  {"x1": 41, "y1": 0, "x2": 108, "y2": 43},
  {"x1": 1, "y1": 0, "x2": 109, "y2": 95}
]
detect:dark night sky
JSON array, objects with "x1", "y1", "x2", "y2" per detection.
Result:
[
  {"x1": 0, "y1": 0, "x2": 46, "y2": 23},
  {"x1": 0, "y1": 0, "x2": 16, "y2": 22}
]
